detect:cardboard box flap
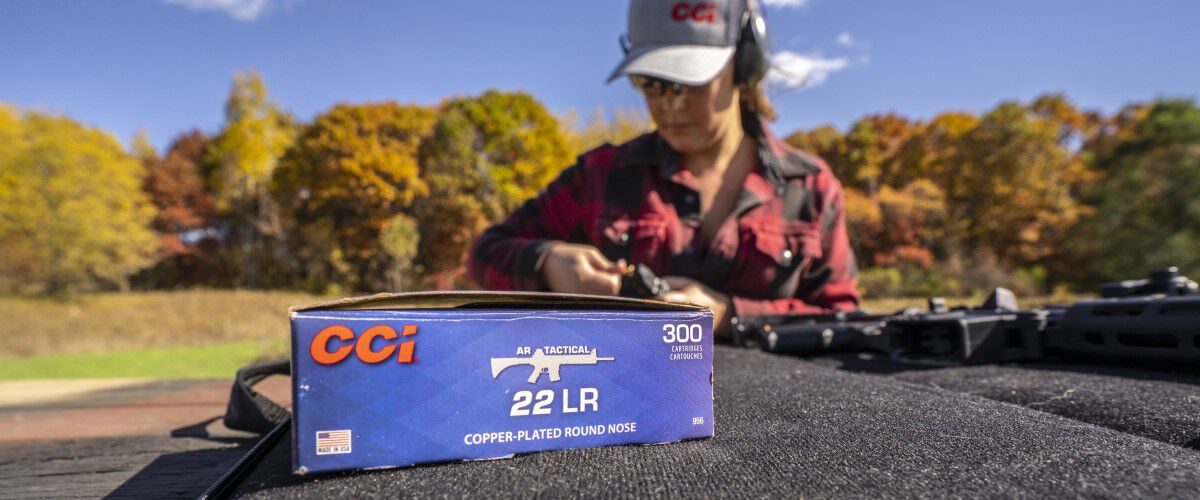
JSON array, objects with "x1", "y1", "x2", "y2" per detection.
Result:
[{"x1": 290, "y1": 290, "x2": 708, "y2": 313}]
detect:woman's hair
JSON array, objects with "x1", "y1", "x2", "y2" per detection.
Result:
[{"x1": 739, "y1": 80, "x2": 776, "y2": 122}]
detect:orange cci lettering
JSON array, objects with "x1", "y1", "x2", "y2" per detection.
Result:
[
  {"x1": 355, "y1": 325, "x2": 398, "y2": 363},
  {"x1": 311, "y1": 325, "x2": 354, "y2": 365},
  {"x1": 310, "y1": 324, "x2": 419, "y2": 364},
  {"x1": 397, "y1": 324, "x2": 418, "y2": 363}
]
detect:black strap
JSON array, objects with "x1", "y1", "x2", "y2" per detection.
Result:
[
  {"x1": 223, "y1": 358, "x2": 291, "y2": 434},
  {"x1": 202, "y1": 359, "x2": 293, "y2": 499},
  {"x1": 199, "y1": 417, "x2": 291, "y2": 500}
]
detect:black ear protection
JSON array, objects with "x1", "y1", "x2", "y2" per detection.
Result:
[{"x1": 733, "y1": 4, "x2": 770, "y2": 87}]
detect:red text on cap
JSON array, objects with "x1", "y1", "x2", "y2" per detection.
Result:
[{"x1": 671, "y1": 2, "x2": 716, "y2": 23}]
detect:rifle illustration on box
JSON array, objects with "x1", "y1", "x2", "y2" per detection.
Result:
[
  {"x1": 491, "y1": 348, "x2": 615, "y2": 383},
  {"x1": 731, "y1": 267, "x2": 1200, "y2": 368}
]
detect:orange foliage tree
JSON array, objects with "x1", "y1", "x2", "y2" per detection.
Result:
[{"x1": 274, "y1": 102, "x2": 436, "y2": 292}]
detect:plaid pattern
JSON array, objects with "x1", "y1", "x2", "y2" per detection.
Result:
[{"x1": 467, "y1": 121, "x2": 860, "y2": 316}]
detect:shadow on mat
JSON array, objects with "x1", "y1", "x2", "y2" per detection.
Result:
[
  {"x1": 103, "y1": 419, "x2": 257, "y2": 499},
  {"x1": 104, "y1": 441, "x2": 254, "y2": 499},
  {"x1": 170, "y1": 416, "x2": 258, "y2": 444}
]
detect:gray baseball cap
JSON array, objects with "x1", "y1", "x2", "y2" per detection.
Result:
[{"x1": 607, "y1": 0, "x2": 752, "y2": 86}]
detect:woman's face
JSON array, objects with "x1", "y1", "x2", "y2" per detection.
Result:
[{"x1": 639, "y1": 63, "x2": 740, "y2": 156}]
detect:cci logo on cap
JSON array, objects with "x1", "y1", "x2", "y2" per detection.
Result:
[{"x1": 670, "y1": 2, "x2": 717, "y2": 23}]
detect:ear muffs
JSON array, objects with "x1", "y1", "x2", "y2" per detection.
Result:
[{"x1": 733, "y1": 8, "x2": 770, "y2": 87}]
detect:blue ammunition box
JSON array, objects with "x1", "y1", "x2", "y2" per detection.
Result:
[{"x1": 290, "y1": 292, "x2": 714, "y2": 474}]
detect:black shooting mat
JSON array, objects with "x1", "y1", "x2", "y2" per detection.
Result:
[
  {"x1": 892, "y1": 361, "x2": 1200, "y2": 450},
  {"x1": 230, "y1": 346, "x2": 1200, "y2": 498},
  {"x1": 809, "y1": 352, "x2": 1200, "y2": 451}
]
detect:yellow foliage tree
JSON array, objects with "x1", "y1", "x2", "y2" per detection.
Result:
[
  {"x1": 0, "y1": 106, "x2": 156, "y2": 294},
  {"x1": 205, "y1": 71, "x2": 297, "y2": 287},
  {"x1": 208, "y1": 71, "x2": 296, "y2": 206},
  {"x1": 563, "y1": 106, "x2": 654, "y2": 155}
]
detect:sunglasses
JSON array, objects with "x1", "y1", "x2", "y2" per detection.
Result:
[{"x1": 629, "y1": 75, "x2": 699, "y2": 99}]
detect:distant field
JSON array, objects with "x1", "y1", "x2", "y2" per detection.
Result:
[
  {"x1": 0, "y1": 289, "x2": 1086, "y2": 379},
  {"x1": 0, "y1": 289, "x2": 326, "y2": 379},
  {"x1": 0, "y1": 289, "x2": 322, "y2": 359}
]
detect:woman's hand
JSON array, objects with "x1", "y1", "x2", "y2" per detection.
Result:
[
  {"x1": 658, "y1": 276, "x2": 734, "y2": 337},
  {"x1": 540, "y1": 243, "x2": 623, "y2": 295}
]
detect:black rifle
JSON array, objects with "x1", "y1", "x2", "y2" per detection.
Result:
[
  {"x1": 731, "y1": 310, "x2": 897, "y2": 355},
  {"x1": 734, "y1": 267, "x2": 1200, "y2": 368}
]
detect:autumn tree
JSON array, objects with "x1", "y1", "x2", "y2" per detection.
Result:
[
  {"x1": 936, "y1": 101, "x2": 1086, "y2": 265},
  {"x1": 130, "y1": 129, "x2": 158, "y2": 164},
  {"x1": 564, "y1": 107, "x2": 654, "y2": 155},
  {"x1": 1065, "y1": 98, "x2": 1200, "y2": 285},
  {"x1": 0, "y1": 106, "x2": 157, "y2": 294},
  {"x1": 838, "y1": 114, "x2": 923, "y2": 193},
  {"x1": 785, "y1": 124, "x2": 844, "y2": 170},
  {"x1": 206, "y1": 71, "x2": 296, "y2": 287},
  {"x1": 416, "y1": 91, "x2": 575, "y2": 286},
  {"x1": 144, "y1": 130, "x2": 216, "y2": 253},
  {"x1": 785, "y1": 98, "x2": 1095, "y2": 295},
  {"x1": 1080, "y1": 103, "x2": 1149, "y2": 164},
  {"x1": 377, "y1": 214, "x2": 420, "y2": 291},
  {"x1": 844, "y1": 181, "x2": 946, "y2": 270},
  {"x1": 274, "y1": 102, "x2": 436, "y2": 291},
  {"x1": 788, "y1": 117, "x2": 945, "y2": 272},
  {"x1": 136, "y1": 130, "x2": 228, "y2": 287}
]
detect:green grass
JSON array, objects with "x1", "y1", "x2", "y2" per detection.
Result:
[{"x1": 0, "y1": 339, "x2": 286, "y2": 380}]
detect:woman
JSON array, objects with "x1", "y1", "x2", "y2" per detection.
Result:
[{"x1": 467, "y1": 0, "x2": 860, "y2": 337}]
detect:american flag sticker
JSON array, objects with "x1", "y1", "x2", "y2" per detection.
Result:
[{"x1": 316, "y1": 430, "x2": 352, "y2": 455}]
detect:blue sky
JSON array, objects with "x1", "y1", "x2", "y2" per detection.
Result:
[{"x1": 2, "y1": 0, "x2": 1198, "y2": 151}]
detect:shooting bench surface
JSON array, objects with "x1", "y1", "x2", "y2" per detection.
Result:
[
  {"x1": 3, "y1": 347, "x2": 1200, "y2": 498},
  {"x1": 0, "y1": 377, "x2": 290, "y2": 498}
]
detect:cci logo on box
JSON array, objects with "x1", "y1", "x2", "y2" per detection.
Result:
[{"x1": 310, "y1": 324, "x2": 418, "y2": 364}]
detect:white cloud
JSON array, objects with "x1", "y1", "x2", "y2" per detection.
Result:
[
  {"x1": 767, "y1": 51, "x2": 850, "y2": 90},
  {"x1": 836, "y1": 32, "x2": 854, "y2": 47},
  {"x1": 760, "y1": 0, "x2": 808, "y2": 8},
  {"x1": 162, "y1": 0, "x2": 280, "y2": 22}
]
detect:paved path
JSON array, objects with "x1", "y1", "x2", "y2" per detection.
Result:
[{"x1": 0, "y1": 377, "x2": 289, "y2": 499}]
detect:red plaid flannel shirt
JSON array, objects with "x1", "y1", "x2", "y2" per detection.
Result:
[{"x1": 467, "y1": 122, "x2": 860, "y2": 316}]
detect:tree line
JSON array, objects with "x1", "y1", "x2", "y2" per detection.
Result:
[
  {"x1": 1, "y1": 71, "x2": 1196, "y2": 297},
  {"x1": 0, "y1": 72, "x2": 647, "y2": 295},
  {"x1": 787, "y1": 95, "x2": 1200, "y2": 296}
]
